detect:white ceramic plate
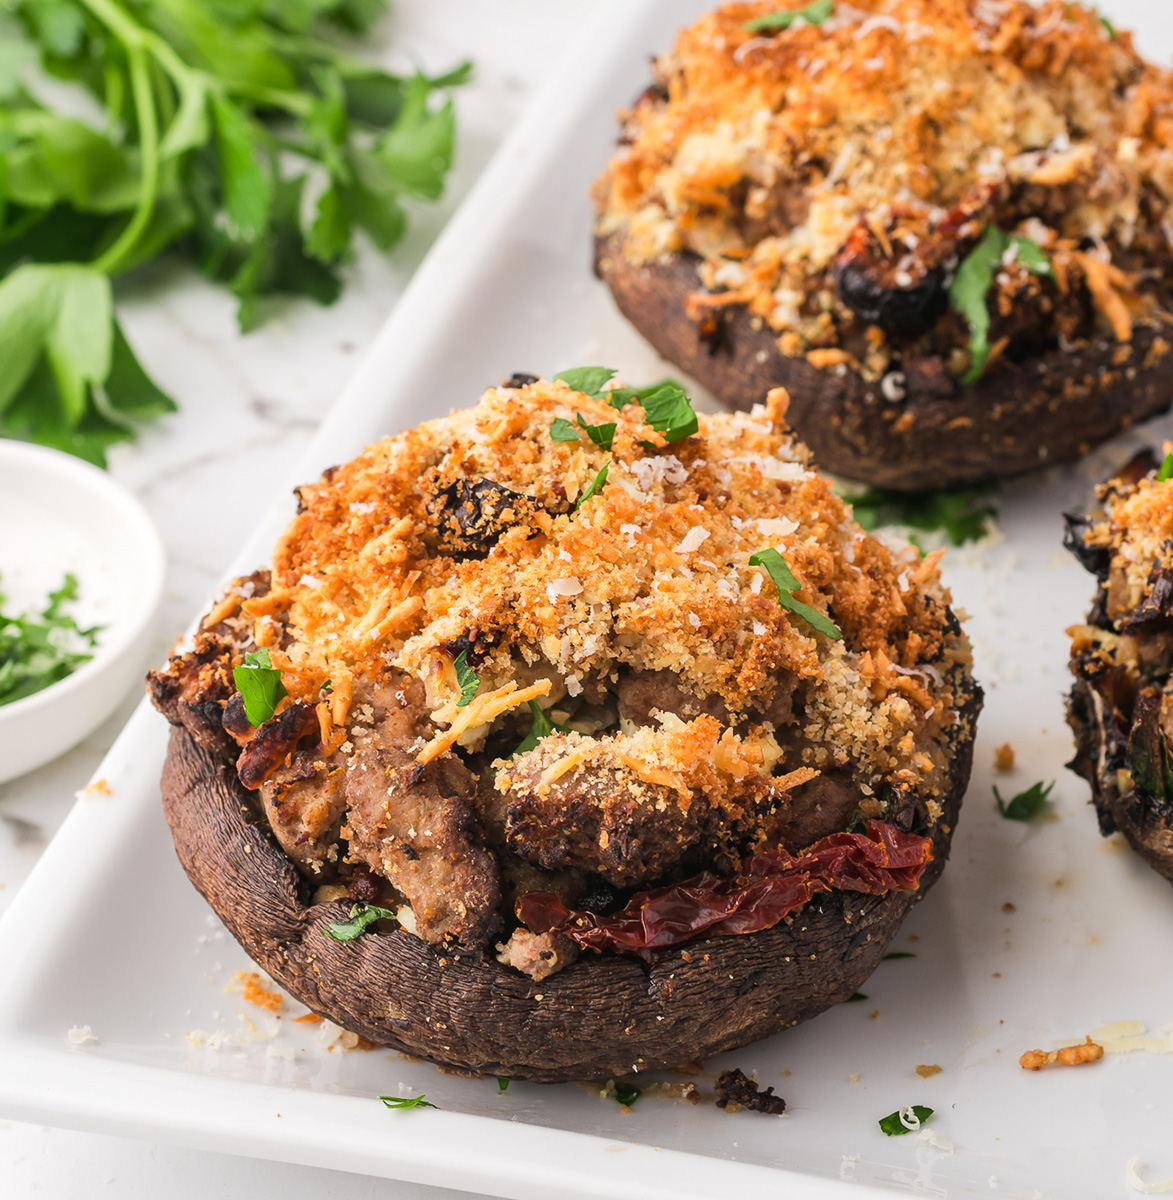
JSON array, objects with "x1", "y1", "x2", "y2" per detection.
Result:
[
  {"x1": 3, "y1": 4, "x2": 1173, "y2": 1198},
  {"x1": 0, "y1": 441, "x2": 164, "y2": 783}
]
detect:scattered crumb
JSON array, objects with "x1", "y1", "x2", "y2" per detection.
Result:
[
  {"x1": 1126, "y1": 1157, "x2": 1173, "y2": 1194},
  {"x1": 918, "y1": 1128, "x2": 954, "y2": 1153},
  {"x1": 714, "y1": 1068, "x2": 786, "y2": 1115},
  {"x1": 1020, "y1": 1036, "x2": 1104, "y2": 1071},
  {"x1": 67, "y1": 1025, "x2": 98, "y2": 1047},
  {"x1": 916, "y1": 1064, "x2": 942, "y2": 1078},
  {"x1": 1002, "y1": 902, "x2": 1016, "y2": 913},
  {"x1": 849, "y1": 1072, "x2": 860, "y2": 1083},
  {"x1": 229, "y1": 970, "x2": 284, "y2": 1013},
  {"x1": 870, "y1": 1010, "x2": 881, "y2": 1019},
  {"x1": 80, "y1": 778, "x2": 112, "y2": 797},
  {"x1": 292, "y1": 1012, "x2": 323, "y2": 1025},
  {"x1": 994, "y1": 743, "x2": 1015, "y2": 772}
]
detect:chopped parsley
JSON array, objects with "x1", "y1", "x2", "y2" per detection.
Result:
[
  {"x1": 639, "y1": 381, "x2": 699, "y2": 444},
  {"x1": 994, "y1": 779, "x2": 1054, "y2": 821},
  {"x1": 549, "y1": 414, "x2": 616, "y2": 451},
  {"x1": 379, "y1": 1094, "x2": 438, "y2": 1111},
  {"x1": 554, "y1": 368, "x2": 698, "y2": 444},
  {"x1": 878, "y1": 1105, "x2": 933, "y2": 1137},
  {"x1": 576, "y1": 463, "x2": 610, "y2": 511},
  {"x1": 232, "y1": 647, "x2": 288, "y2": 727},
  {"x1": 882, "y1": 952, "x2": 916, "y2": 961},
  {"x1": 323, "y1": 903, "x2": 399, "y2": 941},
  {"x1": 745, "y1": 0, "x2": 835, "y2": 32},
  {"x1": 748, "y1": 548, "x2": 842, "y2": 641},
  {"x1": 553, "y1": 366, "x2": 617, "y2": 398},
  {"x1": 515, "y1": 699, "x2": 571, "y2": 756},
  {"x1": 845, "y1": 992, "x2": 869, "y2": 1003},
  {"x1": 950, "y1": 226, "x2": 1053, "y2": 383},
  {"x1": 847, "y1": 485, "x2": 997, "y2": 548},
  {"x1": 613, "y1": 1082, "x2": 642, "y2": 1106},
  {"x1": 497, "y1": 1077, "x2": 510, "y2": 1092},
  {"x1": 453, "y1": 650, "x2": 480, "y2": 707},
  {"x1": 1157, "y1": 452, "x2": 1173, "y2": 483},
  {"x1": 0, "y1": 573, "x2": 100, "y2": 707},
  {"x1": 1098, "y1": 11, "x2": 1117, "y2": 38}
]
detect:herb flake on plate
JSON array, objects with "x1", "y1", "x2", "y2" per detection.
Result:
[
  {"x1": 613, "y1": 1082, "x2": 641, "y2": 1106},
  {"x1": 878, "y1": 1105, "x2": 933, "y2": 1136},
  {"x1": 379, "y1": 1094, "x2": 438, "y2": 1111},
  {"x1": 847, "y1": 485, "x2": 997, "y2": 548},
  {"x1": 749, "y1": 548, "x2": 841, "y2": 640},
  {"x1": 994, "y1": 779, "x2": 1054, "y2": 821},
  {"x1": 232, "y1": 647, "x2": 287, "y2": 727},
  {"x1": 0, "y1": 572, "x2": 100, "y2": 706}
]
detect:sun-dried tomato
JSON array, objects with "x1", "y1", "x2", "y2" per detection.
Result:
[{"x1": 515, "y1": 821, "x2": 931, "y2": 959}]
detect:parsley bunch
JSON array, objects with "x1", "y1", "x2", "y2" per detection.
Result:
[{"x1": 0, "y1": 0, "x2": 469, "y2": 465}]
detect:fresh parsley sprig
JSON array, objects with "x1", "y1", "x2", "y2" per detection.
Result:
[
  {"x1": 550, "y1": 413, "x2": 617, "y2": 451},
  {"x1": 950, "y1": 226, "x2": 1053, "y2": 383},
  {"x1": 613, "y1": 1082, "x2": 642, "y2": 1106},
  {"x1": 1157, "y1": 452, "x2": 1173, "y2": 483},
  {"x1": 745, "y1": 1, "x2": 835, "y2": 32},
  {"x1": 0, "y1": 572, "x2": 100, "y2": 706},
  {"x1": 847, "y1": 484, "x2": 997, "y2": 548},
  {"x1": 0, "y1": 0, "x2": 469, "y2": 465},
  {"x1": 576, "y1": 462, "x2": 610, "y2": 511},
  {"x1": 514, "y1": 698, "x2": 570, "y2": 756},
  {"x1": 553, "y1": 368, "x2": 698, "y2": 445},
  {"x1": 748, "y1": 548, "x2": 842, "y2": 640},
  {"x1": 379, "y1": 1094, "x2": 437, "y2": 1111},
  {"x1": 878, "y1": 1105, "x2": 933, "y2": 1137},
  {"x1": 994, "y1": 780, "x2": 1054, "y2": 821},
  {"x1": 232, "y1": 647, "x2": 287, "y2": 727},
  {"x1": 324, "y1": 902, "x2": 399, "y2": 941}
]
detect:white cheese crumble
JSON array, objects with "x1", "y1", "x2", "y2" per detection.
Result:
[
  {"x1": 755, "y1": 517, "x2": 799, "y2": 537},
  {"x1": 349, "y1": 502, "x2": 375, "y2": 515},
  {"x1": 1127, "y1": 1158, "x2": 1173, "y2": 1195},
  {"x1": 918, "y1": 1129, "x2": 954, "y2": 1153},
  {"x1": 676, "y1": 527, "x2": 711, "y2": 554},
  {"x1": 546, "y1": 577, "x2": 583, "y2": 604},
  {"x1": 631, "y1": 454, "x2": 688, "y2": 491},
  {"x1": 298, "y1": 574, "x2": 322, "y2": 589},
  {"x1": 67, "y1": 1025, "x2": 98, "y2": 1047},
  {"x1": 620, "y1": 523, "x2": 641, "y2": 546}
]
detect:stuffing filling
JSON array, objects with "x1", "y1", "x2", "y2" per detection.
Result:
[
  {"x1": 594, "y1": 0, "x2": 1173, "y2": 386},
  {"x1": 149, "y1": 376, "x2": 976, "y2": 977},
  {"x1": 1067, "y1": 452, "x2": 1173, "y2": 840}
]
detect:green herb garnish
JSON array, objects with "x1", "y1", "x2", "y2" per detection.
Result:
[
  {"x1": 0, "y1": 0, "x2": 468, "y2": 466},
  {"x1": 379, "y1": 1094, "x2": 438, "y2": 1111},
  {"x1": 453, "y1": 650, "x2": 480, "y2": 707},
  {"x1": 878, "y1": 1105, "x2": 933, "y2": 1137},
  {"x1": 994, "y1": 779, "x2": 1054, "y2": 821},
  {"x1": 1098, "y1": 11, "x2": 1117, "y2": 38},
  {"x1": 554, "y1": 366, "x2": 617, "y2": 397},
  {"x1": 1157, "y1": 452, "x2": 1173, "y2": 483},
  {"x1": 613, "y1": 1082, "x2": 642, "y2": 1106},
  {"x1": 882, "y1": 952, "x2": 916, "y2": 961},
  {"x1": 497, "y1": 1077, "x2": 509, "y2": 1092},
  {"x1": 639, "y1": 381, "x2": 699, "y2": 444},
  {"x1": 748, "y1": 548, "x2": 842, "y2": 640},
  {"x1": 576, "y1": 463, "x2": 610, "y2": 511},
  {"x1": 324, "y1": 902, "x2": 399, "y2": 941},
  {"x1": 845, "y1": 992, "x2": 869, "y2": 1003},
  {"x1": 515, "y1": 699, "x2": 571, "y2": 756},
  {"x1": 0, "y1": 572, "x2": 100, "y2": 706},
  {"x1": 847, "y1": 485, "x2": 997, "y2": 548},
  {"x1": 745, "y1": 0, "x2": 835, "y2": 32},
  {"x1": 232, "y1": 647, "x2": 287, "y2": 727},
  {"x1": 549, "y1": 414, "x2": 616, "y2": 451},
  {"x1": 950, "y1": 226, "x2": 1053, "y2": 383}
]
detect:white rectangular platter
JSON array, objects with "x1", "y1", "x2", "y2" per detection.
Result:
[{"x1": 2, "y1": 3, "x2": 1173, "y2": 1198}]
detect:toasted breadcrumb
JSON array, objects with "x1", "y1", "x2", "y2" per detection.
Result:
[
  {"x1": 994, "y1": 743, "x2": 1015, "y2": 772},
  {"x1": 1020, "y1": 1036, "x2": 1104, "y2": 1070}
]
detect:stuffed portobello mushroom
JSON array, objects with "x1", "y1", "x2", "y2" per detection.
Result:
[
  {"x1": 1067, "y1": 450, "x2": 1173, "y2": 884},
  {"x1": 149, "y1": 374, "x2": 980, "y2": 1081},
  {"x1": 594, "y1": 1, "x2": 1173, "y2": 490}
]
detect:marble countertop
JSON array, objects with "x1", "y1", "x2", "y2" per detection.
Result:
[{"x1": 0, "y1": 3, "x2": 588, "y2": 1195}]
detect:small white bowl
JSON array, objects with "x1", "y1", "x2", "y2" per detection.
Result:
[{"x1": 0, "y1": 442, "x2": 165, "y2": 784}]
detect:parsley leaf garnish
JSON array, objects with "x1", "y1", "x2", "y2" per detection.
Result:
[
  {"x1": 554, "y1": 367, "x2": 617, "y2": 397},
  {"x1": 232, "y1": 647, "x2": 287, "y2": 727},
  {"x1": 748, "y1": 548, "x2": 842, "y2": 640},
  {"x1": 0, "y1": 3, "x2": 468, "y2": 465},
  {"x1": 453, "y1": 650, "x2": 480, "y2": 707},
  {"x1": 878, "y1": 1105, "x2": 933, "y2": 1137},
  {"x1": 324, "y1": 902, "x2": 399, "y2": 941},
  {"x1": 845, "y1": 992, "x2": 869, "y2": 1003},
  {"x1": 379, "y1": 1094, "x2": 438, "y2": 1111},
  {"x1": 549, "y1": 414, "x2": 616, "y2": 451},
  {"x1": 639, "y1": 381, "x2": 699, "y2": 444},
  {"x1": 994, "y1": 779, "x2": 1054, "y2": 821},
  {"x1": 576, "y1": 463, "x2": 610, "y2": 511},
  {"x1": 1098, "y1": 11, "x2": 1117, "y2": 39},
  {"x1": 497, "y1": 1077, "x2": 510, "y2": 1092},
  {"x1": 847, "y1": 485, "x2": 997, "y2": 548},
  {"x1": 950, "y1": 226, "x2": 1053, "y2": 383},
  {"x1": 745, "y1": 1, "x2": 835, "y2": 32},
  {"x1": 0, "y1": 572, "x2": 100, "y2": 706},
  {"x1": 613, "y1": 1082, "x2": 642, "y2": 1106},
  {"x1": 514, "y1": 699, "x2": 571, "y2": 756},
  {"x1": 1157, "y1": 452, "x2": 1173, "y2": 483},
  {"x1": 882, "y1": 952, "x2": 916, "y2": 961}
]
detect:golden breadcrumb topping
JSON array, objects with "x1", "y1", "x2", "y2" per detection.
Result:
[
  {"x1": 221, "y1": 377, "x2": 970, "y2": 797},
  {"x1": 595, "y1": 0, "x2": 1173, "y2": 377}
]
